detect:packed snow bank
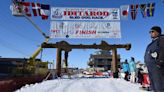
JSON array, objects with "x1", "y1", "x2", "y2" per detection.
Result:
[{"x1": 15, "y1": 78, "x2": 147, "y2": 92}]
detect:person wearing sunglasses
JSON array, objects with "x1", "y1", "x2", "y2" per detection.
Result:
[{"x1": 144, "y1": 26, "x2": 164, "y2": 92}]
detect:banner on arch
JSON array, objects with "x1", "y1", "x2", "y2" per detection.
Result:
[
  {"x1": 50, "y1": 21, "x2": 121, "y2": 38},
  {"x1": 51, "y1": 7, "x2": 120, "y2": 21}
]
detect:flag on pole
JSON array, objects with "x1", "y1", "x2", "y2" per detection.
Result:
[
  {"x1": 31, "y1": 3, "x2": 41, "y2": 16},
  {"x1": 14, "y1": 0, "x2": 25, "y2": 2},
  {"x1": 120, "y1": 5, "x2": 129, "y2": 20},
  {"x1": 22, "y1": 2, "x2": 31, "y2": 17},
  {"x1": 147, "y1": 3, "x2": 155, "y2": 17},
  {"x1": 140, "y1": 4, "x2": 147, "y2": 18},
  {"x1": 40, "y1": 4, "x2": 50, "y2": 20},
  {"x1": 11, "y1": 2, "x2": 22, "y2": 16},
  {"x1": 130, "y1": 4, "x2": 139, "y2": 20},
  {"x1": 11, "y1": 0, "x2": 25, "y2": 16}
]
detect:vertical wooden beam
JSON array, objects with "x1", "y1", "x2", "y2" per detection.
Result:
[
  {"x1": 112, "y1": 48, "x2": 118, "y2": 78},
  {"x1": 64, "y1": 51, "x2": 71, "y2": 78},
  {"x1": 56, "y1": 48, "x2": 62, "y2": 77},
  {"x1": 64, "y1": 51, "x2": 68, "y2": 67}
]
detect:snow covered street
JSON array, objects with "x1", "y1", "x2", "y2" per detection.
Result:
[{"x1": 15, "y1": 78, "x2": 148, "y2": 92}]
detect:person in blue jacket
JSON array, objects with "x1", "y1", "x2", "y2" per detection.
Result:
[
  {"x1": 122, "y1": 59, "x2": 129, "y2": 81},
  {"x1": 144, "y1": 26, "x2": 164, "y2": 92},
  {"x1": 129, "y1": 57, "x2": 136, "y2": 83}
]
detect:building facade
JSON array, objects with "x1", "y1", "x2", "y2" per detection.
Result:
[{"x1": 88, "y1": 50, "x2": 120, "y2": 71}]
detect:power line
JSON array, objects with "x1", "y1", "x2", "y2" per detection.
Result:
[
  {"x1": 0, "y1": 11, "x2": 43, "y2": 43},
  {"x1": 0, "y1": 37, "x2": 29, "y2": 57}
]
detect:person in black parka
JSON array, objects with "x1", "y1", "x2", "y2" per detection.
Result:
[
  {"x1": 144, "y1": 26, "x2": 164, "y2": 92},
  {"x1": 137, "y1": 67, "x2": 143, "y2": 85}
]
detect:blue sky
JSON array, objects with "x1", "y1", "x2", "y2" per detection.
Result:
[{"x1": 0, "y1": 0, "x2": 163, "y2": 68}]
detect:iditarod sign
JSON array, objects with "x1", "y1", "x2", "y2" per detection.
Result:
[
  {"x1": 50, "y1": 21, "x2": 121, "y2": 38},
  {"x1": 51, "y1": 7, "x2": 120, "y2": 20}
]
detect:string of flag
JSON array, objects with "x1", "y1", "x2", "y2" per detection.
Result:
[
  {"x1": 11, "y1": 0, "x2": 50, "y2": 20},
  {"x1": 120, "y1": 2, "x2": 155, "y2": 20},
  {"x1": 11, "y1": 1, "x2": 156, "y2": 21}
]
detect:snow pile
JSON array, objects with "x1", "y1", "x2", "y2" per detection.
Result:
[{"x1": 15, "y1": 78, "x2": 147, "y2": 92}]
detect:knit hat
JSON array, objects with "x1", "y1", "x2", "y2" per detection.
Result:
[{"x1": 151, "y1": 26, "x2": 162, "y2": 35}]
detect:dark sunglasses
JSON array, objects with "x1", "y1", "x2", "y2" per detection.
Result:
[{"x1": 149, "y1": 30, "x2": 155, "y2": 33}]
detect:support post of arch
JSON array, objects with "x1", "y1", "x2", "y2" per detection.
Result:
[
  {"x1": 56, "y1": 48, "x2": 62, "y2": 77},
  {"x1": 112, "y1": 48, "x2": 119, "y2": 78}
]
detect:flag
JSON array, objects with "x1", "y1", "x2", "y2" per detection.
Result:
[
  {"x1": 22, "y1": 2, "x2": 31, "y2": 17},
  {"x1": 140, "y1": 4, "x2": 147, "y2": 18},
  {"x1": 147, "y1": 3, "x2": 155, "y2": 17},
  {"x1": 120, "y1": 5, "x2": 129, "y2": 20},
  {"x1": 11, "y1": 1, "x2": 23, "y2": 16},
  {"x1": 31, "y1": 2, "x2": 41, "y2": 16},
  {"x1": 130, "y1": 4, "x2": 139, "y2": 20},
  {"x1": 14, "y1": 0, "x2": 25, "y2": 2},
  {"x1": 40, "y1": 4, "x2": 50, "y2": 20},
  {"x1": 13, "y1": 0, "x2": 24, "y2": 3}
]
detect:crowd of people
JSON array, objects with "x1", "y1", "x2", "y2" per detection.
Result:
[
  {"x1": 120, "y1": 57, "x2": 151, "y2": 91},
  {"x1": 119, "y1": 26, "x2": 164, "y2": 92}
]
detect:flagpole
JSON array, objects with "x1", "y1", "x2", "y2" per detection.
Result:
[
  {"x1": 24, "y1": 14, "x2": 49, "y2": 38},
  {"x1": 12, "y1": 0, "x2": 49, "y2": 38},
  {"x1": 19, "y1": 3, "x2": 50, "y2": 60}
]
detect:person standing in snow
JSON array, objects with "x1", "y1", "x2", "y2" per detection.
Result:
[
  {"x1": 129, "y1": 57, "x2": 136, "y2": 83},
  {"x1": 144, "y1": 26, "x2": 164, "y2": 91},
  {"x1": 137, "y1": 65, "x2": 143, "y2": 85},
  {"x1": 122, "y1": 59, "x2": 130, "y2": 81},
  {"x1": 141, "y1": 65, "x2": 151, "y2": 91}
]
